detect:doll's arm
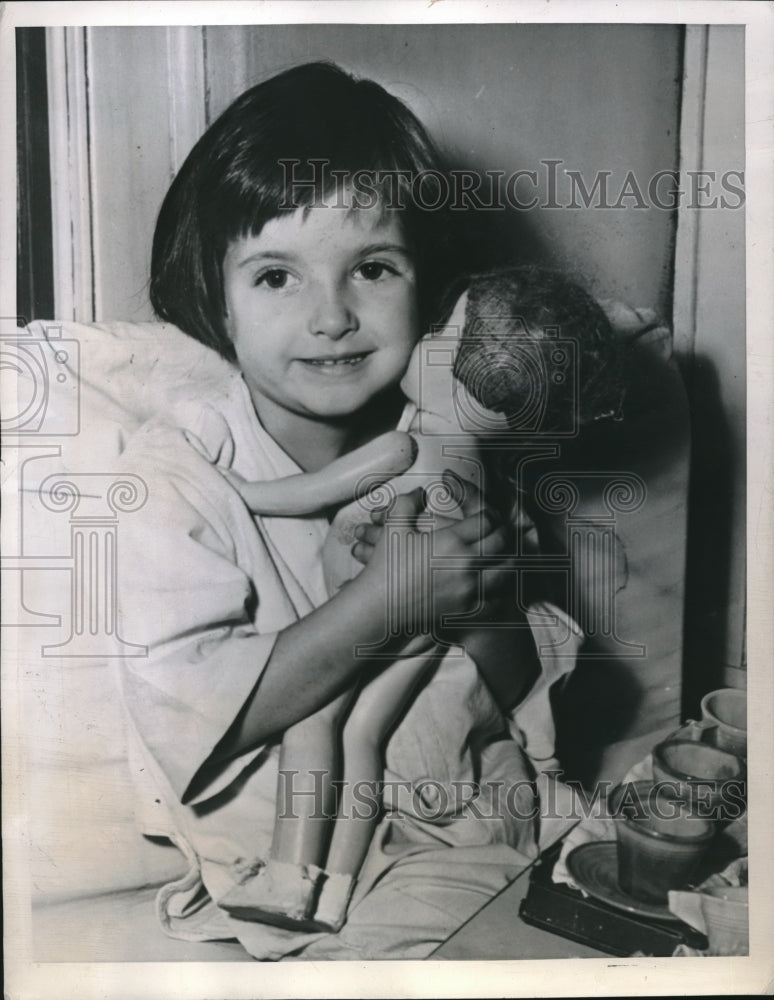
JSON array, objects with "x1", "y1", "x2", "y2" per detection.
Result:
[{"x1": 225, "y1": 431, "x2": 416, "y2": 517}]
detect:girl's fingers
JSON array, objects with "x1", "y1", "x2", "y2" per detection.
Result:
[
  {"x1": 478, "y1": 524, "x2": 511, "y2": 557},
  {"x1": 386, "y1": 486, "x2": 425, "y2": 524},
  {"x1": 443, "y1": 469, "x2": 486, "y2": 520},
  {"x1": 448, "y1": 506, "x2": 501, "y2": 544},
  {"x1": 370, "y1": 506, "x2": 388, "y2": 526},
  {"x1": 480, "y1": 562, "x2": 518, "y2": 600},
  {"x1": 351, "y1": 541, "x2": 374, "y2": 565},
  {"x1": 512, "y1": 505, "x2": 534, "y2": 532},
  {"x1": 354, "y1": 522, "x2": 382, "y2": 547}
]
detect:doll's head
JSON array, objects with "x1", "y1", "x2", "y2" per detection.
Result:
[
  {"x1": 150, "y1": 61, "x2": 457, "y2": 361},
  {"x1": 400, "y1": 266, "x2": 626, "y2": 440},
  {"x1": 453, "y1": 266, "x2": 626, "y2": 437}
]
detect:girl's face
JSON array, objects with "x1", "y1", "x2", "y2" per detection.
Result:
[{"x1": 223, "y1": 201, "x2": 420, "y2": 448}]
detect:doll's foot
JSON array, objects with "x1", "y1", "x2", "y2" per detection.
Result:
[
  {"x1": 311, "y1": 871, "x2": 356, "y2": 932},
  {"x1": 219, "y1": 858, "x2": 324, "y2": 929}
]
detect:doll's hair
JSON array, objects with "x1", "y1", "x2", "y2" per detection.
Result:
[
  {"x1": 454, "y1": 265, "x2": 627, "y2": 434},
  {"x1": 150, "y1": 61, "x2": 457, "y2": 360}
]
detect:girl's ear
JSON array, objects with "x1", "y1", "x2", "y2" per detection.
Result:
[{"x1": 222, "y1": 302, "x2": 233, "y2": 336}]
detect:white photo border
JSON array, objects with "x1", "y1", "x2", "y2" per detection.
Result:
[{"x1": 2, "y1": 1, "x2": 772, "y2": 997}]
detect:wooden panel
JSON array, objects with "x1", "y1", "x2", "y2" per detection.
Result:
[
  {"x1": 693, "y1": 26, "x2": 746, "y2": 673},
  {"x1": 673, "y1": 27, "x2": 746, "y2": 702},
  {"x1": 46, "y1": 27, "x2": 93, "y2": 321},
  {"x1": 86, "y1": 27, "x2": 205, "y2": 322},
  {"x1": 16, "y1": 27, "x2": 54, "y2": 323}
]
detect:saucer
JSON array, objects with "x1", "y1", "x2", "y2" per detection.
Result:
[{"x1": 566, "y1": 841, "x2": 681, "y2": 922}]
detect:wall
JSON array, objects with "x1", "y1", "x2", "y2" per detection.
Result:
[
  {"x1": 39, "y1": 22, "x2": 746, "y2": 703},
  {"x1": 52, "y1": 23, "x2": 683, "y2": 323}
]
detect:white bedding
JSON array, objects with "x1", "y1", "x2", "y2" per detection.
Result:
[{"x1": 6, "y1": 308, "x2": 689, "y2": 961}]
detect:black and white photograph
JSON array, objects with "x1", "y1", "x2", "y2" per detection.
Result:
[{"x1": 3, "y1": 1, "x2": 773, "y2": 996}]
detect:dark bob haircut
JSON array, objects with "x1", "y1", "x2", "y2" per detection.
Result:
[{"x1": 150, "y1": 61, "x2": 459, "y2": 360}]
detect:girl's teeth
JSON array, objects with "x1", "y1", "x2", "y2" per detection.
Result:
[{"x1": 308, "y1": 356, "x2": 364, "y2": 366}]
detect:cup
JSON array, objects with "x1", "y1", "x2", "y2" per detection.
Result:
[
  {"x1": 651, "y1": 738, "x2": 745, "y2": 817},
  {"x1": 700, "y1": 885, "x2": 749, "y2": 955},
  {"x1": 700, "y1": 687, "x2": 747, "y2": 757},
  {"x1": 611, "y1": 781, "x2": 715, "y2": 904}
]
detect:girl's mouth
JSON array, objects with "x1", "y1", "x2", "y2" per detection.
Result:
[{"x1": 299, "y1": 352, "x2": 370, "y2": 369}]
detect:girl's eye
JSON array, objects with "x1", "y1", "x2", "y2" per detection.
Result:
[
  {"x1": 255, "y1": 268, "x2": 291, "y2": 289},
  {"x1": 356, "y1": 261, "x2": 396, "y2": 281}
]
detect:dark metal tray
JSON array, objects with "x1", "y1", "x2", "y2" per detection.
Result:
[{"x1": 518, "y1": 841, "x2": 709, "y2": 957}]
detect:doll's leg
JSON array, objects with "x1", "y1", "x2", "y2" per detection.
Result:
[
  {"x1": 219, "y1": 690, "x2": 354, "y2": 927},
  {"x1": 271, "y1": 690, "x2": 354, "y2": 865},
  {"x1": 314, "y1": 655, "x2": 434, "y2": 930}
]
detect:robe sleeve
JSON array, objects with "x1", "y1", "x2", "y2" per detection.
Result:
[{"x1": 116, "y1": 419, "x2": 285, "y2": 805}]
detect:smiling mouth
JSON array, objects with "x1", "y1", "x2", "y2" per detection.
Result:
[{"x1": 299, "y1": 352, "x2": 371, "y2": 368}]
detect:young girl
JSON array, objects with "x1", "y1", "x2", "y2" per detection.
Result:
[
  {"x1": 219, "y1": 263, "x2": 624, "y2": 932},
  {"x1": 117, "y1": 61, "x2": 542, "y2": 959}
]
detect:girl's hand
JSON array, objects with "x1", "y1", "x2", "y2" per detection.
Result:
[
  {"x1": 351, "y1": 504, "x2": 457, "y2": 565},
  {"x1": 221, "y1": 467, "x2": 250, "y2": 495},
  {"x1": 354, "y1": 471, "x2": 514, "y2": 643}
]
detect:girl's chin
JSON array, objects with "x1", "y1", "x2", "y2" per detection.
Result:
[
  {"x1": 301, "y1": 401, "x2": 373, "y2": 422},
  {"x1": 295, "y1": 384, "x2": 403, "y2": 419}
]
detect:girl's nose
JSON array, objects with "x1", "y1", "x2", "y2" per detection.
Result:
[{"x1": 308, "y1": 283, "x2": 358, "y2": 340}]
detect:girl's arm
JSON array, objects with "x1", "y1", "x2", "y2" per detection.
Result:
[
  {"x1": 118, "y1": 424, "x2": 509, "y2": 801},
  {"x1": 214, "y1": 555, "x2": 421, "y2": 758},
  {"x1": 214, "y1": 474, "x2": 511, "y2": 761},
  {"x1": 454, "y1": 609, "x2": 541, "y2": 713}
]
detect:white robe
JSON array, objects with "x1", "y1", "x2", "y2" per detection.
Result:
[{"x1": 116, "y1": 365, "x2": 540, "y2": 960}]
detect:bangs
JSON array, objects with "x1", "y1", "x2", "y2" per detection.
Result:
[{"x1": 204, "y1": 75, "x2": 442, "y2": 252}]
